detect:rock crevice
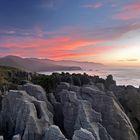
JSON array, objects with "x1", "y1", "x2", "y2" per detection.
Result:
[{"x1": 0, "y1": 75, "x2": 139, "y2": 140}]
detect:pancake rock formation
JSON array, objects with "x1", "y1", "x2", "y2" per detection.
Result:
[{"x1": 0, "y1": 75, "x2": 139, "y2": 140}]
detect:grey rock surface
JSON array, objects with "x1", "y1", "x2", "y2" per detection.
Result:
[
  {"x1": 43, "y1": 125, "x2": 67, "y2": 140},
  {"x1": 81, "y1": 85, "x2": 138, "y2": 140},
  {"x1": 55, "y1": 83, "x2": 113, "y2": 140},
  {"x1": 105, "y1": 75, "x2": 116, "y2": 89},
  {"x1": 18, "y1": 83, "x2": 47, "y2": 101},
  {"x1": 12, "y1": 134, "x2": 21, "y2": 140},
  {"x1": 72, "y1": 128, "x2": 95, "y2": 140},
  {"x1": 0, "y1": 136, "x2": 3, "y2": 140},
  {"x1": 19, "y1": 83, "x2": 54, "y2": 114},
  {"x1": 110, "y1": 85, "x2": 140, "y2": 139},
  {"x1": 0, "y1": 77, "x2": 139, "y2": 140},
  {"x1": 0, "y1": 90, "x2": 53, "y2": 140}
]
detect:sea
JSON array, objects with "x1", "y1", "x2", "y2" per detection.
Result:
[{"x1": 38, "y1": 67, "x2": 140, "y2": 88}]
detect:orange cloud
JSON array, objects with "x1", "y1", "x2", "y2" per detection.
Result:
[{"x1": 114, "y1": 1, "x2": 140, "y2": 20}]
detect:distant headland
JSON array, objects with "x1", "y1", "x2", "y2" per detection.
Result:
[{"x1": 0, "y1": 55, "x2": 104, "y2": 72}]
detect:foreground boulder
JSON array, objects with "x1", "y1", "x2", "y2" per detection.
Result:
[{"x1": 0, "y1": 90, "x2": 53, "y2": 140}]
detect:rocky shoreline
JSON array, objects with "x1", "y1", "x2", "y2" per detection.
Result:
[{"x1": 0, "y1": 73, "x2": 140, "y2": 140}]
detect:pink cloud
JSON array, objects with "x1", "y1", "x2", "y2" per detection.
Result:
[
  {"x1": 36, "y1": 46, "x2": 113, "y2": 60},
  {"x1": 38, "y1": 44, "x2": 120, "y2": 60},
  {"x1": 1, "y1": 36, "x2": 102, "y2": 50},
  {"x1": 114, "y1": 1, "x2": 140, "y2": 20},
  {"x1": 82, "y1": 2, "x2": 103, "y2": 9},
  {"x1": 0, "y1": 31, "x2": 129, "y2": 61},
  {"x1": 1, "y1": 42, "x2": 114, "y2": 60},
  {"x1": 0, "y1": 36, "x2": 104, "y2": 59},
  {"x1": 1, "y1": 22, "x2": 140, "y2": 60}
]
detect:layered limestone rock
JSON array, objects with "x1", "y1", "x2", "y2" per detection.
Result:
[
  {"x1": 18, "y1": 83, "x2": 54, "y2": 114},
  {"x1": 0, "y1": 89, "x2": 53, "y2": 140},
  {"x1": 51, "y1": 82, "x2": 138, "y2": 140},
  {"x1": 43, "y1": 125, "x2": 67, "y2": 140},
  {"x1": 0, "y1": 78, "x2": 139, "y2": 140},
  {"x1": 80, "y1": 85, "x2": 138, "y2": 140},
  {"x1": 110, "y1": 85, "x2": 140, "y2": 139},
  {"x1": 18, "y1": 83, "x2": 47, "y2": 102},
  {"x1": 72, "y1": 128, "x2": 95, "y2": 140},
  {"x1": 12, "y1": 134, "x2": 21, "y2": 140},
  {"x1": 52, "y1": 83, "x2": 113, "y2": 140}
]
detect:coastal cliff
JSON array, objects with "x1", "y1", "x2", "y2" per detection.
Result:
[{"x1": 0, "y1": 71, "x2": 140, "y2": 140}]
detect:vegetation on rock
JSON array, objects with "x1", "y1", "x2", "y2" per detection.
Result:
[{"x1": 0, "y1": 66, "x2": 32, "y2": 91}]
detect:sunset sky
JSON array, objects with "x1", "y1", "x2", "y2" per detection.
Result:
[{"x1": 0, "y1": 0, "x2": 140, "y2": 66}]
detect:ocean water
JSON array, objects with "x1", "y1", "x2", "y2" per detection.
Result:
[{"x1": 39, "y1": 67, "x2": 140, "y2": 88}]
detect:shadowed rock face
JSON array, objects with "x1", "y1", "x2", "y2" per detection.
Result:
[
  {"x1": 18, "y1": 83, "x2": 54, "y2": 114},
  {"x1": 110, "y1": 85, "x2": 140, "y2": 139},
  {"x1": 12, "y1": 134, "x2": 21, "y2": 140},
  {"x1": 105, "y1": 75, "x2": 116, "y2": 89},
  {"x1": 50, "y1": 82, "x2": 137, "y2": 140},
  {"x1": 80, "y1": 86, "x2": 137, "y2": 140},
  {"x1": 72, "y1": 128, "x2": 96, "y2": 140},
  {"x1": 43, "y1": 125, "x2": 67, "y2": 140},
  {"x1": 0, "y1": 90, "x2": 53, "y2": 140},
  {"x1": 0, "y1": 74, "x2": 139, "y2": 140}
]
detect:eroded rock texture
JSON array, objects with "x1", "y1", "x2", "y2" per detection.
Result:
[
  {"x1": 0, "y1": 83, "x2": 54, "y2": 140},
  {"x1": 110, "y1": 85, "x2": 140, "y2": 139},
  {"x1": 50, "y1": 82, "x2": 137, "y2": 140},
  {"x1": 43, "y1": 125, "x2": 67, "y2": 140},
  {"x1": 0, "y1": 75, "x2": 139, "y2": 140},
  {"x1": 72, "y1": 128, "x2": 95, "y2": 140}
]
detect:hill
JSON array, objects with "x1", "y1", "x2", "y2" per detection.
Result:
[
  {"x1": 52, "y1": 60, "x2": 104, "y2": 70},
  {"x1": 0, "y1": 56, "x2": 81, "y2": 72}
]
